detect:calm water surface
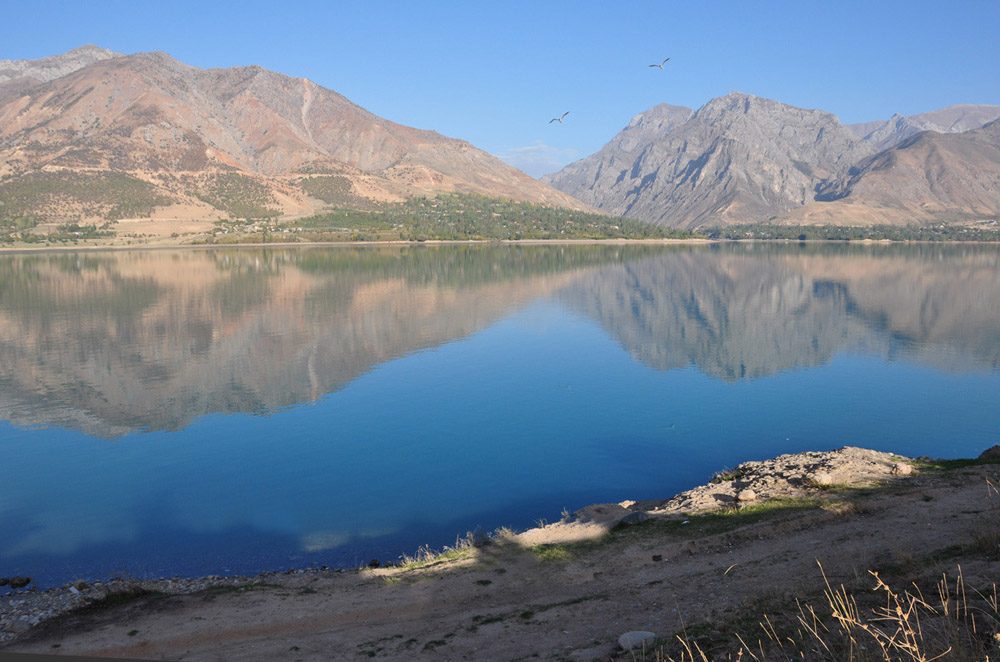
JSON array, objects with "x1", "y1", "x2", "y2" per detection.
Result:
[{"x1": 1, "y1": 243, "x2": 998, "y2": 588}]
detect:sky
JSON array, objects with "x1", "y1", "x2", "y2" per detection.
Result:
[{"x1": 3, "y1": 0, "x2": 999, "y2": 177}]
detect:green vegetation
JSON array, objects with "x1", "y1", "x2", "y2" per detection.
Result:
[
  {"x1": 298, "y1": 175, "x2": 368, "y2": 207},
  {"x1": 706, "y1": 222, "x2": 1000, "y2": 242},
  {"x1": 193, "y1": 172, "x2": 280, "y2": 219},
  {"x1": 0, "y1": 170, "x2": 173, "y2": 238},
  {"x1": 280, "y1": 193, "x2": 694, "y2": 242},
  {"x1": 911, "y1": 457, "x2": 1000, "y2": 471}
]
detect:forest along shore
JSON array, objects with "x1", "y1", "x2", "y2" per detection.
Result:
[{"x1": 3, "y1": 446, "x2": 1000, "y2": 660}]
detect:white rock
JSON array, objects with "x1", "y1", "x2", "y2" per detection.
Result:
[
  {"x1": 736, "y1": 489, "x2": 757, "y2": 502},
  {"x1": 891, "y1": 463, "x2": 913, "y2": 476},
  {"x1": 812, "y1": 471, "x2": 834, "y2": 486},
  {"x1": 618, "y1": 630, "x2": 656, "y2": 651}
]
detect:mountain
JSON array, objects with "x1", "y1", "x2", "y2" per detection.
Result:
[
  {"x1": 787, "y1": 118, "x2": 1000, "y2": 225},
  {"x1": 538, "y1": 103, "x2": 693, "y2": 210},
  {"x1": 0, "y1": 47, "x2": 588, "y2": 226},
  {"x1": 848, "y1": 104, "x2": 1000, "y2": 151},
  {"x1": 543, "y1": 92, "x2": 873, "y2": 230},
  {"x1": 0, "y1": 44, "x2": 120, "y2": 98},
  {"x1": 544, "y1": 94, "x2": 1000, "y2": 229}
]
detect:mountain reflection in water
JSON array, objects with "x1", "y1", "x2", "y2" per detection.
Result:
[
  {"x1": 0, "y1": 243, "x2": 998, "y2": 437},
  {"x1": 2, "y1": 242, "x2": 999, "y2": 588}
]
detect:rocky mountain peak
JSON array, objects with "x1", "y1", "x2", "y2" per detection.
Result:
[
  {"x1": 0, "y1": 44, "x2": 121, "y2": 97},
  {"x1": 545, "y1": 92, "x2": 872, "y2": 228}
]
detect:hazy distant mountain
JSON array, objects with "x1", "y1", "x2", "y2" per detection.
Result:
[
  {"x1": 544, "y1": 92, "x2": 873, "y2": 229},
  {"x1": 545, "y1": 94, "x2": 1000, "y2": 229},
  {"x1": 0, "y1": 44, "x2": 120, "y2": 97},
  {"x1": 848, "y1": 104, "x2": 1000, "y2": 151},
  {"x1": 0, "y1": 47, "x2": 587, "y2": 225},
  {"x1": 538, "y1": 103, "x2": 693, "y2": 209},
  {"x1": 787, "y1": 119, "x2": 1000, "y2": 225}
]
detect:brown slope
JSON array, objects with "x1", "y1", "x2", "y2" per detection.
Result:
[
  {"x1": 784, "y1": 119, "x2": 1000, "y2": 225},
  {"x1": 0, "y1": 49, "x2": 590, "y2": 222}
]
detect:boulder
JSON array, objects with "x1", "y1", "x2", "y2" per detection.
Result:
[
  {"x1": 618, "y1": 630, "x2": 657, "y2": 651},
  {"x1": 736, "y1": 489, "x2": 758, "y2": 502},
  {"x1": 812, "y1": 471, "x2": 834, "y2": 486},
  {"x1": 891, "y1": 463, "x2": 913, "y2": 476},
  {"x1": 979, "y1": 446, "x2": 1000, "y2": 460},
  {"x1": 8, "y1": 576, "x2": 31, "y2": 589}
]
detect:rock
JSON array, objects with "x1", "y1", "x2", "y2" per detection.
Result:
[
  {"x1": 891, "y1": 463, "x2": 913, "y2": 476},
  {"x1": 979, "y1": 446, "x2": 1000, "y2": 460},
  {"x1": 368, "y1": 559, "x2": 380, "y2": 568},
  {"x1": 616, "y1": 512, "x2": 651, "y2": 526},
  {"x1": 812, "y1": 471, "x2": 834, "y2": 486},
  {"x1": 619, "y1": 630, "x2": 657, "y2": 651},
  {"x1": 736, "y1": 489, "x2": 757, "y2": 502},
  {"x1": 0, "y1": 578, "x2": 8, "y2": 587},
  {"x1": 8, "y1": 577, "x2": 30, "y2": 589},
  {"x1": 6, "y1": 619, "x2": 31, "y2": 634},
  {"x1": 71, "y1": 580, "x2": 88, "y2": 590},
  {"x1": 651, "y1": 555, "x2": 663, "y2": 562}
]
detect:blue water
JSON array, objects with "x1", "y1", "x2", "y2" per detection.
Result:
[{"x1": 1, "y1": 243, "x2": 998, "y2": 588}]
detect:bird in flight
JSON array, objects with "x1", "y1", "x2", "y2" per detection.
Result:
[
  {"x1": 649, "y1": 58, "x2": 670, "y2": 69},
  {"x1": 549, "y1": 111, "x2": 570, "y2": 124}
]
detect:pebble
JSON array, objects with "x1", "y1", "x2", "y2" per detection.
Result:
[{"x1": 0, "y1": 566, "x2": 343, "y2": 644}]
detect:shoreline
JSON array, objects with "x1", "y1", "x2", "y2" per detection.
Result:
[
  {"x1": 0, "y1": 237, "x2": 714, "y2": 255},
  {"x1": 4, "y1": 445, "x2": 998, "y2": 658},
  {"x1": 4, "y1": 235, "x2": 1000, "y2": 255}
]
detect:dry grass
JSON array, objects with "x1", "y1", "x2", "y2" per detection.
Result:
[
  {"x1": 633, "y1": 474, "x2": 1000, "y2": 662},
  {"x1": 633, "y1": 565, "x2": 1000, "y2": 662}
]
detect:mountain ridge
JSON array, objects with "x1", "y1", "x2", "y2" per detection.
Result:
[
  {"x1": 0, "y1": 46, "x2": 590, "y2": 227},
  {"x1": 544, "y1": 94, "x2": 1000, "y2": 229}
]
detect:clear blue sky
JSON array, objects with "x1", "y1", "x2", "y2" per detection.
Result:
[{"x1": 3, "y1": 0, "x2": 999, "y2": 176}]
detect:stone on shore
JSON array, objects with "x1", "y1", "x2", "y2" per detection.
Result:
[
  {"x1": 619, "y1": 630, "x2": 657, "y2": 651},
  {"x1": 979, "y1": 445, "x2": 1000, "y2": 460},
  {"x1": 8, "y1": 578, "x2": 30, "y2": 590}
]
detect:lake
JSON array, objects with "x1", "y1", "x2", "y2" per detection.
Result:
[{"x1": 2, "y1": 242, "x2": 999, "y2": 589}]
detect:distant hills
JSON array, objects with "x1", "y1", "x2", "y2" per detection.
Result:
[
  {"x1": 543, "y1": 94, "x2": 1000, "y2": 229},
  {"x1": 0, "y1": 46, "x2": 587, "y2": 227}
]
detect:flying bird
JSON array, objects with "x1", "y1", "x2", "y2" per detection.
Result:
[
  {"x1": 549, "y1": 111, "x2": 570, "y2": 124},
  {"x1": 649, "y1": 58, "x2": 670, "y2": 69}
]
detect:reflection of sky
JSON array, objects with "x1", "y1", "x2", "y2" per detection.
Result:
[{"x1": 3, "y1": 299, "x2": 999, "y2": 587}]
